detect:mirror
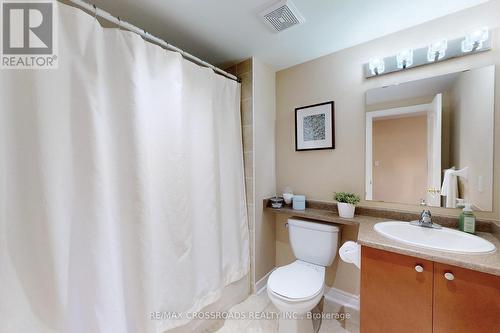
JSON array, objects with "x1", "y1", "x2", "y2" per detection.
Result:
[{"x1": 365, "y1": 65, "x2": 495, "y2": 211}]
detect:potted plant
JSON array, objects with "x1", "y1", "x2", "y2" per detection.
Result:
[{"x1": 334, "y1": 192, "x2": 360, "y2": 218}]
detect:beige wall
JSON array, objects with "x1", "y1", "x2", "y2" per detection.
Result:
[
  {"x1": 275, "y1": 0, "x2": 500, "y2": 296},
  {"x1": 450, "y1": 66, "x2": 495, "y2": 211},
  {"x1": 276, "y1": 0, "x2": 500, "y2": 221},
  {"x1": 372, "y1": 115, "x2": 428, "y2": 205},
  {"x1": 253, "y1": 58, "x2": 277, "y2": 283}
]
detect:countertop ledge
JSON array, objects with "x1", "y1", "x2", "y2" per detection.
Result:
[
  {"x1": 265, "y1": 206, "x2": 359, "y2": 225},
  {"x1": 265, "y1": 201, "x2": 500, "y2": 277}
]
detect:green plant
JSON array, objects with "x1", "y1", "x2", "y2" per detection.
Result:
[{"x1": 334, "y1": 192, "x2": 360, "y2": 205}]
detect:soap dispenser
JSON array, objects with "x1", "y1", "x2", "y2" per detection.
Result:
[{"x1": 459, "y1": 203, "x2": 476, "y2": 234}]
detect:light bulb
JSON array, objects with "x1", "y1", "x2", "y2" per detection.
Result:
[
  {"x1": 397, "y1": 49, "x2": 413, "y2": 69},
  {"x1": 427, "y1": 39, "x2": 447, "y2": 62},
  {"x1": 462, "y1": 27, "x2": 489, "y2": 52},
  {"x1": 369, "y1": 57, "x2": 385, "y2": 75}
]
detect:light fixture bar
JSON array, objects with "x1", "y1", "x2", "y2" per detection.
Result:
[
  {"x1": 364, "y1": 30, "x2": 491, "y2": 78},
  {"x1": 396, "y1": 48, "x2": 413, "y2": 69}
]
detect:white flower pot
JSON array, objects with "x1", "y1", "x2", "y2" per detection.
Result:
[{"x1": 337, "y1": 202, "x2": 355, "y2": 218}]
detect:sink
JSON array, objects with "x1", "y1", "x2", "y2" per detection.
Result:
[{"x1": 374, "y1": 221, "x2": 496, "y2": 254}]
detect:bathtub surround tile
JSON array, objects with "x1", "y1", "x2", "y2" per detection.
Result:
[
  {"x1": 239, "y1": 59, "x2": 255, "y2": 290},
  {"x1": 242, "y1": 126, "x2": 253, "y2": 153},
  {"x1": 245, "y1": 178, "x2": 254, "y2": 205},
  {"x1": 225, "y1": 65, "x2": 237, "y2": 76},
  {"x1": 243, "y1": 152, "x2": 253, "y2": 177},
  {"x1": 236, "y1": 59, "x2": 252, "y2": 75},
  {"x1": 228, "y1": 58, "x2": 277, "y2": 293},
  {"x1": 240, "y1": 72, "x2": 252, "y2": 100},
  {"x1": 241, "y1": 99, "x2": 253, "y2": 126},
  {"x1": 247, "y1": 204, "x2": 255, "y2": 234},
  {"x1": 226, "y1": 58, "x2": 256, "y2": 291}
]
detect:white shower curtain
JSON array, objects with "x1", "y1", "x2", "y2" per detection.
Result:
[{"x1": 0, "y1": 3, "x2": 249, "y2": 333}]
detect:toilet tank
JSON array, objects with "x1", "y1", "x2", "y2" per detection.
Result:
[{"x1": 288, "y1": 218, "x2": 340, "y2": 266}]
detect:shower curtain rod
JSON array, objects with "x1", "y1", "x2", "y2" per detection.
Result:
[{"x1": 66, "y1": 0, "x2": 240, "y2": 82}]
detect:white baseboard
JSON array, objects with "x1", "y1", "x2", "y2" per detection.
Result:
[
  {"x1": 324, "y1": 287, "x2": 360, "y2": 330},
  {"x1": 324, "y1": 287, "x2": 360, "y2": 311},
  {"x1": 255, "y1": 267, "x2": 275, "y2": 295}
]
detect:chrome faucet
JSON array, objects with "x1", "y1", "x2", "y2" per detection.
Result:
[
  {"x1": 419, "y1": 209, "x2": 433, "y2": 226},
  {"x1": 410, "y1": 209, "x2": 442, "y2": 229}
]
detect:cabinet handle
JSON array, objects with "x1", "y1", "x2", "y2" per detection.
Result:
[
  {"x1": 444, "y1": 272, "x2": 455, "y2": 281},
  {"x1": 415, "y1": 265, "x2": 424, "y2": 273}
]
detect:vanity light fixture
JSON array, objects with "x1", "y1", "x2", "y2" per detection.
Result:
[
  {"x1": 462, "y1": 27, "x2": 489, "y2": 52},
  {"x1": 368, "y1": 57, "x2": 385, "y2": 76},
  {"x1": 396, "y1": 49, "x2": 413, "y2": 69},
  {"x1": 427, "y1": 39, "x2": 447, "y2": 62},
  {"x1": 364, "y1": 30, "x2": 491, "y2": 78}
]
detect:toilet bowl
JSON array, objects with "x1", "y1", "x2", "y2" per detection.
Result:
[
  {"x1": 267, "y1": 260, "x2": 325, "y2": 333},
  {"x1": 267, "y1": 218, "x2": 340, "y2": 333}
]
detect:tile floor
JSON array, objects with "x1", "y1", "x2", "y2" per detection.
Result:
[{"x1": 216, "y1": 293, "x2": 359, "y2": 333}]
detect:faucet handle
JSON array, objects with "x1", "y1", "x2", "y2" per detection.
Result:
[{"x1": 420, "y1": 209, "x2": 432, "y2": 224}]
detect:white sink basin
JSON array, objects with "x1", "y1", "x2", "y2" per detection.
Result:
[{"x1": 374, "y1": 221, "x2": 496, "y2": 254}]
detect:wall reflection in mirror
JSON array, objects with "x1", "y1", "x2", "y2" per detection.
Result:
[{"x1": 365, "y1": 65, "x2": 495, "y2": 211}]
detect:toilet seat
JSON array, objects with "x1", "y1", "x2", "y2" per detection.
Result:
[
  {"x1": 267, "y1": 260, "x2": 325, "y2": 300},
  {"x1": 268, "y1": 285, "x2": 323, "y2": 304}
]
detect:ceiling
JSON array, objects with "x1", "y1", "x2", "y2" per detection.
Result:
[{"x1": 91, "y1": 0, "x2": 489, "y2": 70}]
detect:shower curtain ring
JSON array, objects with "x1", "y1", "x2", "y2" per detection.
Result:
[
  {"x1": 92, "y1": 4, "x2": 98, "y2": 21},
  {"x1": 117, "y1": 16, "x2": 122, "y2": 30}
]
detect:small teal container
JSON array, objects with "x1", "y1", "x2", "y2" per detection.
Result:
[{"x1": 292, "y1": 195, "x2": 306, "y2": 210}]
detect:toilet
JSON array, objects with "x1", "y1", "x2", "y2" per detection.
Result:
[{"x1": 267, "y1": 218, "x2": 340, "y2": 333}]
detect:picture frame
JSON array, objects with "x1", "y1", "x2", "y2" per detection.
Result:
[{"x1": 295, "y1": 101, "x2": 335, "y2": 151}]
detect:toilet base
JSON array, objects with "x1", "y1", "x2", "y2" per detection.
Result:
[
  {"x1": 277, "y1": 300, "x2": 323, "y2": 333},
  {"x1": 278, "y1": 314, "x2": 314, "y2": 333},
  {"x1": 267, "y1": 274, "x2": 325, "y2": 333}
]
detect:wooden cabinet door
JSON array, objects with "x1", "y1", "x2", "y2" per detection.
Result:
[
  {"x1": 360, "y1": 246, "x2": 433, "y2": 333},
  {"x1": 433, "y1": 263, "x2": 500, "y2": 333}
]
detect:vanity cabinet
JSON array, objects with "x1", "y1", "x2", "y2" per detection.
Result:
[
  {"x1": 360, "y1": 246, "x2": 500, "y2": 333},
  {"x1": 433, "y1": 263, "x2": 500, "y2": 333},
  {"x1": 360, "y1": 246, "x2": 433, "y2": 333}
]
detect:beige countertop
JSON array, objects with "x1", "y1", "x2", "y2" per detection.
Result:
[
  {"x1": 265, "y1": 206, "x2": 359, "y2": 226},
  {"x1": 266, "y1": 206, "x2": 500, "y2": 276},
  {"x1": 355, "y1": 216, "x2": 500, "y2": 276}
]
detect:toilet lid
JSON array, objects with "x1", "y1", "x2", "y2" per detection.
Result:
[{"x1": 267, "y1": 260, "x2": 325, "y2": 300}]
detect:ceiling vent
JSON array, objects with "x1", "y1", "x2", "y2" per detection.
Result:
[{"x1": 260, "y1": 0, "x2": 305, "y2": 32}]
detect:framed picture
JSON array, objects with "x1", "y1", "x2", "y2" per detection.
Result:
[{"x1": 295, "y1": 101, "x2": 335, "y2": 151}]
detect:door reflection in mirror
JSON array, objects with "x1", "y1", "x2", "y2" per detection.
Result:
[{"x1": 365, "y1": 65, "x2": 495, "y2": 211}]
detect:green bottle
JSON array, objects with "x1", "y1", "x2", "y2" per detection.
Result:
[{"x1": 459, "y1": 204, "x2": 476, "y2": 234}]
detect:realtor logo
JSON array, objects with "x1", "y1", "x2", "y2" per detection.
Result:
[{"x1": 1, "y1": 0, "x2": 57, "y2": 69}]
